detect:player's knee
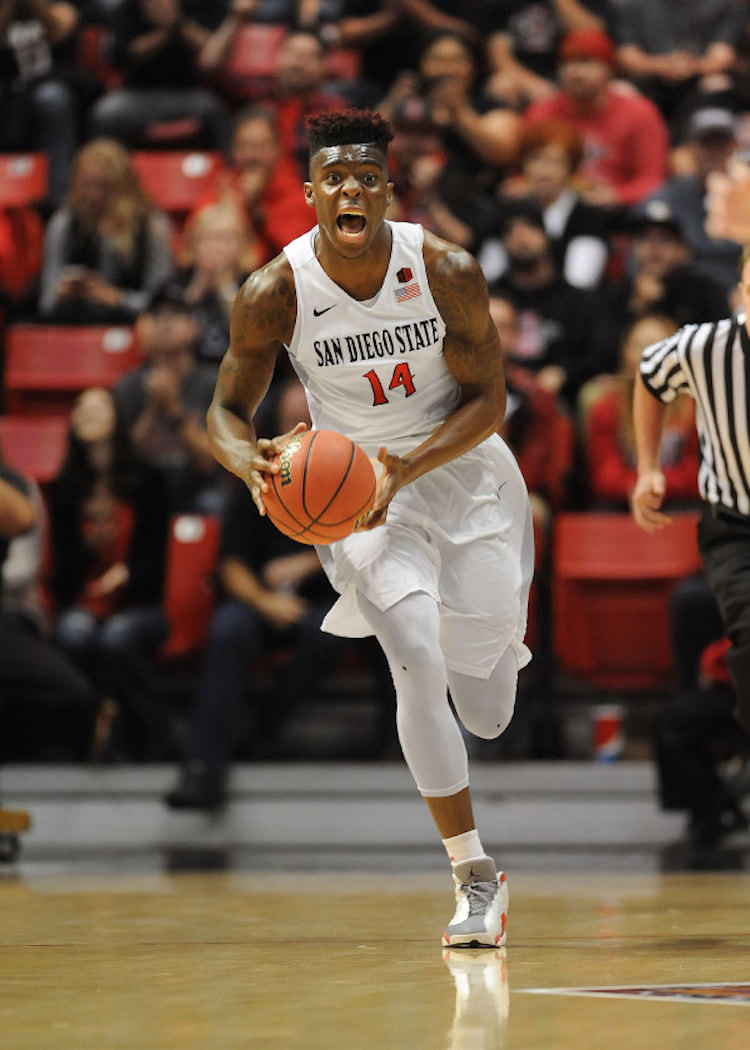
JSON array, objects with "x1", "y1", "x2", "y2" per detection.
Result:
[
  {"x1": 461, "y1": 699, "x2": 515, "y2": 740},
  {"x1": 388, "y1": 633, "x2": 441, "y2": 680},
  {"x1": 449, "y1": 649, "x2": 518, "y2": 739}
]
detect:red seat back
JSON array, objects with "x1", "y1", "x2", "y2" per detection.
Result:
[
  {"x1": 131, "y1": 151, "x2": 224, "y2": 215},
  {"x1": 161, "y1": 514, "x2": 220, "y2": 659},
  {"x1": 552, "y1": 511, "x2": 702, "y2": 689},
  {"x1": 0, "y1": 154, "x2": 48, "y2": 206},
  {"x1": 0, "y1": 415, "x2": 68, "y2": 483},
  {"x1": 221, "y1": 23, "x2": 288, "y2": 99},
  {"x1": 4, "y1": 325, "x2": 141, "y2": 414},
  {"x1": 326, "y1": 48, "x2": 362, "y2": 81}
]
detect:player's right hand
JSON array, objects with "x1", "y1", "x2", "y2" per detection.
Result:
[
  {"x1": 246, "y1": 422, "x2": 308, "y2": 515},
  {"x1": 631, "y1": 470, "x2": 671, "y2": 533}
]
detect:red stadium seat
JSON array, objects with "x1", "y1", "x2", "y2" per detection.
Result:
[
  {"x1": 161, "y1": 513, "x2": 220, "y2": 659},
  {"x1": 221, "y1": 23, "x2": 288, "y2": 99},
  {"x1": 131, "y1": 151, "x2": 224, "y2": 215},
  {"x1": 326, "y1": 48, "x2": 362, "y2": 81},
  {"x1": 0, "y1": 154, "x2": 48, "y2": 206},
  {"x1": 4, "y1": 324, "x2": 141, "y2": 414},
  {"x1": 552, "y1": 511, "x2": 702, "y2": 690},
  {"x1": 0, "y1": 415, "x2": 68, "y2": 483}
]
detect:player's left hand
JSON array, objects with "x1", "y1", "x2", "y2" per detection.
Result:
[{"x1": 355, "y1": 446, "x2": 409, "y2": 530}]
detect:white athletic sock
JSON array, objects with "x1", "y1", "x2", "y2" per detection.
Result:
[{"x1": 442, "y1": 829, "x2": 486, "y2": 867}]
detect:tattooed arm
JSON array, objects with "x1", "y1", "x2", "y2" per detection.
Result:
[
  {"x1": 365, "y1": 231, "x2": 506, "y2": 527},
  {"x1": 207, "y1": 255, "x2": 302, "y2": 514}
]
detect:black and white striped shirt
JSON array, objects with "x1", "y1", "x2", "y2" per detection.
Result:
[{"x1": 640, "y1": 316, "x2": 750, "y2": 515}]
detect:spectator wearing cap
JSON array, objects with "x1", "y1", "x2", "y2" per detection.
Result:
[
  {"x1": 386, "y1": 92, "x2": 503, "y2": 252},
  {"x1": 489, "y1": 198, "x2": 604, "y2": 409},
  {"x1": 594, "y1": 198, "x2": 730, "y2": 374},
  {"x1": 484, "y1": 0, "x2": 610, "y2": 110},
  {"x1": 612, "y1": 0, "x2": 745, "y2": 126},
  {"x1": 386, "y1": 98, "x2": 449, "y2": 229},
  {"x1": 643, "y1": 106, "x2": 742, "y2": 294},
  {"x1": 524, "y1": 28, "x2": 669, "y2": 208},
  {"x1": 113, "y1": 292, "x2": 224, "y2": 514}
]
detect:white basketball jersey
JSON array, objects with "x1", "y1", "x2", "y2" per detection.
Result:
[{"x1": 283, "y1": 221, "x2": 457, "y2": 457}]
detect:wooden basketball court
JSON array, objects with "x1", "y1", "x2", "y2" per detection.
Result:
[{"x1": 2, "y1": 867, "x2": 749, "y2": 1048}]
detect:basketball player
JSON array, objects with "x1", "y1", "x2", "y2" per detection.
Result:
[{"x1": 207, "y1": 109, "x2": 534, "y2": 948}]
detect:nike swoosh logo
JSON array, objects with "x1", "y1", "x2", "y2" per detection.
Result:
[{"x1": 313, "y1": 305, "x2": 336, "y2": 317}]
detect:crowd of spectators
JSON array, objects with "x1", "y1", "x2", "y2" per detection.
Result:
[{"x1": 2, "y1": 0, "x2": 750, "y2": 783}]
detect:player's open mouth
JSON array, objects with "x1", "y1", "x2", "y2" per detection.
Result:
[{"x1": 337, "y1": 212, "x2": 367, "y2": 238}]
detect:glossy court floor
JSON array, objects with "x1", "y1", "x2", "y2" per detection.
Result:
[{"x1": 2, "y1": 865, "x2": 750, "y2": 1050}]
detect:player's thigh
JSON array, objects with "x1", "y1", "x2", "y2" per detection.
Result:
[{"x1": 439, "y1": 532, "x2": 526, "y2": 679}]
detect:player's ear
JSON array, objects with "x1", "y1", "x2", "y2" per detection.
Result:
[
  {"x1": 304, "y1": 182, "x2": 315, "y2": 208},
  {"x1": 386, "y1": 180, "x2": 394, "y2": 207}
]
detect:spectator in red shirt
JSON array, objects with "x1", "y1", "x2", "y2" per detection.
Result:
[
  {"x1": 264, "y1": 28, "x2": 349, "y2": 181},
  {"x1": 524, "y1": 28, "x2": 669, "y2": 207},
  {"x1": 0, "y1": 204, "x2": 43, "y2": 315},
  {"x1": 583, "y1": 313, "x2": 700, "y2": 509},
  {"x1": 196, "y1": 106, "x2": 315, "y2": 268}
]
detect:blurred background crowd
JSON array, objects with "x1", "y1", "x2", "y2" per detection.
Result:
[{"x1": 1, "y1": 0, "x2": 750, "y2": 831}]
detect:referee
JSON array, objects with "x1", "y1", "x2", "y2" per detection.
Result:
[{"x1": 632, "y1": 244, "x2": 750, "y2": 738}]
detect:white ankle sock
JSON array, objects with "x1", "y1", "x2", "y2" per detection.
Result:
[{"x1": 442, "y1": 829, "x2": 485, "y2": 866}]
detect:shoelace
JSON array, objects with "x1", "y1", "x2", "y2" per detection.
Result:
[{"x1": 460, "y1": 880, "x2": 497, "y2": 916}]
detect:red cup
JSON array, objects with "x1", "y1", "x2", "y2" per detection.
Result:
[{"x1": 593, "y1": 704, "x2": 624, "y2": 761}]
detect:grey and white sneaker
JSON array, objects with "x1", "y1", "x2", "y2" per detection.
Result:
[{"x1": 442, "y1": 857, "x2": 508, "y2": 949}]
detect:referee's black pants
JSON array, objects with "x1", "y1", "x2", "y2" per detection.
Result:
[{"x1": 698, "y1": 506, "x2": 750, "y2": 737}]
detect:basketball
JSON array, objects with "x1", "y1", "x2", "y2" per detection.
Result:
[{"x1": 262, "y1": 429, "x2": 376, "y2": 544}]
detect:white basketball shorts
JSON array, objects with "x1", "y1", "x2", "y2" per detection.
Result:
[{"x1": 317, "y1": 433, "x2": 534, "y2": 679}]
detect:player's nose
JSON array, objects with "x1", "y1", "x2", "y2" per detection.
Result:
[{"x1": 341, "y1": 173, "x2": 361, "y2": 195}]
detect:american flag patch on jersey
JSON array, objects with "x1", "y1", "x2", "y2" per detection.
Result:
[{"x1": 394, "y1": 281, "x2": 422, "y2": 303}]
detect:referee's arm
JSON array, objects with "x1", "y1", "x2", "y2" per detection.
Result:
[{"x1": 632, "y1": 376, "x2": 672, "y2": 533}]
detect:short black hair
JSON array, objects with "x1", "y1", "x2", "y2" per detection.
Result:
[{"x1": 306, "y1": 109, "x2": 394, "y2": 160}]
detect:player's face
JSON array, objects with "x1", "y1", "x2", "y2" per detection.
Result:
[{"x1": 305, "y1": 145, "x2": 393, "y2": 259}]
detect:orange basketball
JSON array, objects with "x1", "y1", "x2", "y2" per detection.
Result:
[{"x1": 263, "y1": 429, "x2": 376, "y2": 545}]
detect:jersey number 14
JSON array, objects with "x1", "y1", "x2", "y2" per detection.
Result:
[{"x1": 364, "y1": 363, "x2": 416, "y2": 406}]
